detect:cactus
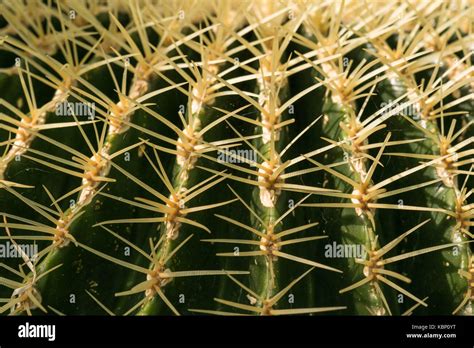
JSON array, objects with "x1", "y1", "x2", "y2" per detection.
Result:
[{"x1": 0, "y1": 0, "x2": 472, "y2": 317}]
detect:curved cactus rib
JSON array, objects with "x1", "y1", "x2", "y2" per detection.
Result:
[
  {"x1": 0, "y1": 3, "x2": 195, "y2": 314},
  {"x1": 89, "y1": 12, "x2": 268, "y2": 314},
  {"x1": 356, "y1": 16, "x2": 474, "y2": 314},
  {"x1": 293, "y1": 5, "x2": 404, "y2": 314}
]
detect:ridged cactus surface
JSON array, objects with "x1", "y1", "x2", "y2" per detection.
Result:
[{"x1": 0, "y1": 0, "x2": 472, "y2": 316}]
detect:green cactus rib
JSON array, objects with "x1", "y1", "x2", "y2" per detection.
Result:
[
  {"x1": 0, "y1": 0, "x2": 472, "y2": 316},
  {"x1": 135, "y1": 52, "x2": 251, "y2": 315},
  {"x1": 386, "y1": 82, "x2": 472, "y2": 314},
  {"x1": 291, "y1": 12, "x2": 434, "y2": 315},
  {"x1": 0, "y1": 33, "x2": 124, "y2": 306},
  {"x1": 67, "y1": 10, "x2": 260, "y2": 315},
  {"x1": 349, "y1": 28, "x2": 474, "y2": 314},
  {"x1": 0, "y1": 8, "x2": 187, "y2": 313}
]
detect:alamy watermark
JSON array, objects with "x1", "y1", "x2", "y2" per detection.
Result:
[
  {"x1": 324, "y1": 242, "x2": 367, "y2": 259},
  {"x1": 56, "y1": 101, "x2": 95, "y2": 119},
  {"x1": 18, "y1": 322, "x2": 55, "y2": 341},
  {"x1": 0, "y1": 241, "x2": 38, "y2": 261},
  {"x1": 381, "y1": 101, "x2": 420, "y2": 118},
  {"x1": 217, "y1": 149, "x2": 257, "y2": 166}
]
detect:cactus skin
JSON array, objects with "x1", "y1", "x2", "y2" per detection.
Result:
[{"x1": 0, "y1": 0, "x2": 472, "y2": 316}]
